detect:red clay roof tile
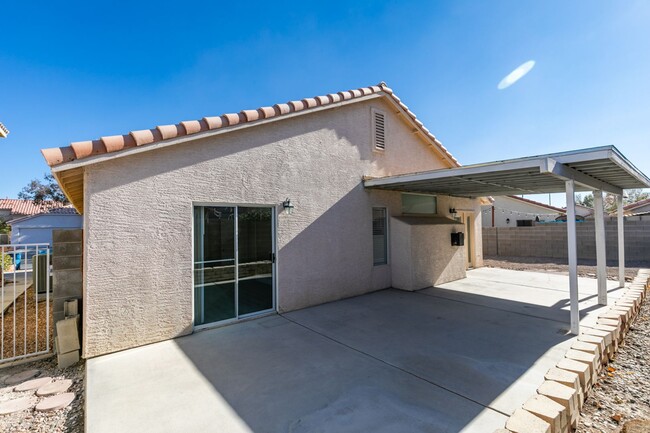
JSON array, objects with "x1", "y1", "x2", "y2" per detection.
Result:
[
  {"x1": 0, "y1": 199, "x2": 68, "y2": 217},
  {"x1": 41, "y1": 82, "x2": 460, "y2": 168}
]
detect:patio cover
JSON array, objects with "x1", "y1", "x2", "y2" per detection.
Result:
[
  {"x1": 363, "y1": 146, "x2": 649, "y2": 197},
  {"x1": 364, "y1": 145, "x2": 650, "y2": 334}
]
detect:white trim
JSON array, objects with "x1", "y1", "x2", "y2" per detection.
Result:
[
  {"x1": 565, "y1": 180, "x2": 580, "y2": 335},
  {"x1": 594, "y1": 190, "x2": 607, "y2": 305},
  {"x1": 617, "y1": 194, "x2": 625, "y2": 287}
]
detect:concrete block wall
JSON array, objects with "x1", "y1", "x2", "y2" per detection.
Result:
[
  {"x1": 482, "y1": 216, "x2": 650, "y2": 262},
  {"x1": 52, "y1": 229, "x2": 83, "y2": 330}
]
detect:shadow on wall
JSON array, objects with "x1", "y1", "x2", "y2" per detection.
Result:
[
  {"x1": 275, "y1": 183, "x2": 397, "y2": 312},
  {"x1": 170, "y1": 284, "x2": 577, "y2": 432}
]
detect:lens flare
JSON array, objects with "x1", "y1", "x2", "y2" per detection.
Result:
[{"x1": 497, "y1": 60, "x2": 535, "y2": 90}]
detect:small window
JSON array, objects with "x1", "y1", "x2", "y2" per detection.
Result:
[
  {"x1": 516, "y1": 219, "x2": 533, "y2": 227},
  {"x1": 372, "y1": 109, "x2": 386, "y2": 150},
  {"x1": 401, "y1": 193, "x2": 437, "y2": 215},
  {"x1": 372, "y1": 208, "x2": 388, "y2": 265}
]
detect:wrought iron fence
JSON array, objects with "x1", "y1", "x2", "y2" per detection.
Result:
[{"x1": 0, "y1": 243, "x2": 51, "y2": 363}]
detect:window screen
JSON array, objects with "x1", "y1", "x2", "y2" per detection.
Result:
[
  {"x1": 401, "y1": 193, "x2": 437, "y2": 215},
  {"x1": 372, "y1": 208, "x2": 387, "y2": 265}
]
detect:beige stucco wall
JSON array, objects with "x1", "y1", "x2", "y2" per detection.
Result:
[{"x1": 82, "y1": 97, "x2": 482, "y2": 357}]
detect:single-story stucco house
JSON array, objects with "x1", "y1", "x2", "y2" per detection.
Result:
[
  {"x1": 9, "y1": 207, "x2": 82, "y2": 245},
  {"x1": 481, "y1": 195, "x2": 565, "y2": 227},
  {"x1": 620, "y1": 197, "x2": 650, "y2": 216},
  {"x1": 42, "y1": 82, "x2": 485, "y2": 358}
]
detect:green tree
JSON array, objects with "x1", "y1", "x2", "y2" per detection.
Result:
[
  {"x1": 625, "y1": 189, "x2": 649, "y2": 204},
  {"x1": 576, "y1": 193, "x2": 594, "y2": 208},
  {"x1": 17, "y1": 173, "x2": 68, "y2": 207},
  {"x1": 0, "y1": 218, "x2": 9, "y2": 234}
]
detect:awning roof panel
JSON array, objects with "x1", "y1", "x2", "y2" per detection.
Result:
[{"x1": 364, "y1": 146, "x2": 650, "y2": 197}]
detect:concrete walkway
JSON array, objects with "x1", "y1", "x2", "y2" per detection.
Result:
[
  {"x1": 87, "y1": 268, "x2": 623, "y2": 433},
  {"x1": 1, "y1": 273, "x2": 32, "y2": 312}
]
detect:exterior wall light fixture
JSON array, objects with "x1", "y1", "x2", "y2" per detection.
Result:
[
  {"x1": 283, "y1": 198, "x2": 294, "y2": 215},
  {"x1": 449, "y1": 208, "x2": 457, "y2": 217}
]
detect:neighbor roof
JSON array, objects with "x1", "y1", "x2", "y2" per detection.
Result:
[
  {"x1": 505, "y1": 195, "x2": 566, "y2": 213},
  {"x1": 8, "y1": 205, "x2": 79, "y2": 225},
  {"x1": 42, "y1": 82, "x2": 460, "y2": 214},
  {"x1": 623, "y1": 197, "x2": 650, "y2": 211},
  {"x1": 0, "y1": 199, "x2": 65, "y2": 217}
]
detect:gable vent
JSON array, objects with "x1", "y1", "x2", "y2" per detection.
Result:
[{"x1": 373, "y1": 110, "x2": 386, "y2": 150}]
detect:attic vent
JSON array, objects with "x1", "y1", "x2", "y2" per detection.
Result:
[{"x1": 372, "y1": 109, "x2": 386, "y2": 150}]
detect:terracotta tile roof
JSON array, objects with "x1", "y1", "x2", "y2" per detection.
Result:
[
  {"x1": 507, "y1": 195, "x2": 566, "y2": 213},
  {"x1": 623, "y1": 197, "x2": 650, "y2": 211},
  {"x1": 45, "y1": 206, "x2": 79, "y2": 215},
  {"x1": 7, "y1": 205, "x2": 79, "y2": 224},
  {"x1": 0, "y1": 199, "x2": 66, "y2": 216},
  {"x1": 41, "y1": 82, "x2": 459, "y2": 168}
]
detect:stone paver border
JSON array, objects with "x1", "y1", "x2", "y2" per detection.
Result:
[{"x1": 495, "y1": 268, "x2": 649, "y2": 433}]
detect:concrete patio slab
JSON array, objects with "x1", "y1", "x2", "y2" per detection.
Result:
[{"x1": 86, "y1": 268, "x2": 617, "y2": 433}]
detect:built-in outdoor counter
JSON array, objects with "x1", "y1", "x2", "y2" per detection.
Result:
[{"x1": 390, "y1": 216, "x2": 466, "y2": 291}]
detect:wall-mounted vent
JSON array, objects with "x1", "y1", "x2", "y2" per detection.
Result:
[{"x1": 372, "y1": 109, "x2": 386, "y2": 150}]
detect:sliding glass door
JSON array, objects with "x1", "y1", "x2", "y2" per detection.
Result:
[{"x1": 194, "y1": 205, "x2": 275, "y2": 327}]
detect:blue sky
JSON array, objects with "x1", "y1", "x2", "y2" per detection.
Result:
[{"x1": 1, "y1": 1, "x2": 649, "y2": 206}]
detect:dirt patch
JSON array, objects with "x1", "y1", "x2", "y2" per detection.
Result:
[
  {"x1": 2, "y1": 288, "x2": 53, "y2": 360},
  {"x1": 483, "y1": 256, "x2": 647, "y2": 281}
]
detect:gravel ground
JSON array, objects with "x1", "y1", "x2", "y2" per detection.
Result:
[
  {"x1": 2, "y1": 289, "x2": 52, "y2": 359},
  {"x1": 576, "y1": 289, "x2": 650, "y2": 433},
  {"x1": 0, "y1": 356, "x2": 84, "y2": 432},
  {"x1": 483, "y1": 256, "x2": 648, "y2": 281}
]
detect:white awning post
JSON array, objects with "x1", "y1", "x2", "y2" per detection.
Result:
[
  {"x1": 593, "y1": 190, "x2": 607, "y2": 305},
  {"x1": 617, "y1": 194, "x2": 625, "y2": 287},
  {"x1": 566, "y1": 180, "x2": 580, "y2": 334}
]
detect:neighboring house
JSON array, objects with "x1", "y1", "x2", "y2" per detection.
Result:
[
  {"x1": 42, "y1": 82, "x2": 485, "y2": 358},
  {"x1": 9, "y1": 207, "x2": 82, "y2": 245},
  {"x1": 621, "y1": 197, "x2": 650, "y2": 216},
  {"x1": 481, "y1": 195, "x2": 565, "y2": 227},
  {"x1": 573, "y1": 203, "x2": 594, "y2": 218},
  {"x1": 0, "y1": 198, "x2": 63, "y2": 221}
]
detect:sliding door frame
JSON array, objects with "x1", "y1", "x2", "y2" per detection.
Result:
[{"x1": 192, "y1": 202, "x2": 278, "y2": 331}]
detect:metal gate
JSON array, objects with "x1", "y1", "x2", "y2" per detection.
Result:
[{"x1": 0, "y1": 243, "x2": 51, "y2": 363}]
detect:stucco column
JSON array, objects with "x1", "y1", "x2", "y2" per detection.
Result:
[
  {"x1": 593, "y1": 190, "x2": 607, "y2": 305},
  {"x1": 565, "y1": 180, "x2": 580, "y2": 335}
]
